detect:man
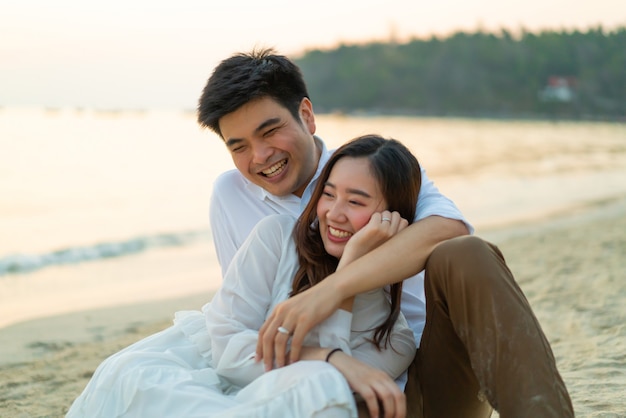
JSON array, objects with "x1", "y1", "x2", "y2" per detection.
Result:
[{"x1": 197, "y1": 48, "x2": 573, "y2": 417}]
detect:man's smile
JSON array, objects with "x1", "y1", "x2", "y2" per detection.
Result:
[{"x1": 260, "y1": 159, "x2": 287, "y2": 178}]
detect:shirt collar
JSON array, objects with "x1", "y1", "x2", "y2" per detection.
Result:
[{"x1": 300, "y1": 136, "x2": 332, "y2": 208}]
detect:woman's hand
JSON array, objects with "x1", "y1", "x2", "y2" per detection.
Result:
[
  {"x1": 329, "y1": 351, "x2": 406, "y2": 418},
  {"x1": 339, "y1": 210, "x2": 409, "y2": 268},
  {"x1": 296, "y1": 347, "x2": 407, "y2": 418}
]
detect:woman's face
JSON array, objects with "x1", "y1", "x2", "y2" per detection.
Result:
[{"x1": 316, "y1": 156, "x2": 387, "y2": 259}]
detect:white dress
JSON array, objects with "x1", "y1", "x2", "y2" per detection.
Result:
[{"x1": 66, "y1": 214, "x2": 416, "y2": 417}]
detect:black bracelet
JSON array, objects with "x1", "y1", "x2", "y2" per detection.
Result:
[{"x1": 325, "y1": 348, "x2": 343, "y2": 362}]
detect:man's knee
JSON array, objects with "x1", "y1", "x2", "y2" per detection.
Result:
[
  {"x1": 428, "y1": 236, "x2": 503, "y2": 268},
  {"x1": 425, "y1": 235, "x2": 508, "y2": 291}
]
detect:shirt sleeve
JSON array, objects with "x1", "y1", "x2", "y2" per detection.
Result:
[
  {"x1": 417, "y1": 166, "x2": 474, "y2": 234},
  {"x1": 209, "y1": 174, "x2": 242, "y2": 276},
  {"x1": 305, "y1": 309, "x2": 354, "y2": 355},
  {"x1": 349, "y1": 289, "x2": 417, "y2": 380},
  {"x1": 204, "y1": 215, "x2": 288, "y2": 388}
]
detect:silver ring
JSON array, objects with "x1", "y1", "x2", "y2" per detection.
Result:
[
  {"x1": 381, "y1": 217, "x2": 391, "y2": 222},
  {"x1": 277, "y1": 326, "x2": 291, "y2": 335}
]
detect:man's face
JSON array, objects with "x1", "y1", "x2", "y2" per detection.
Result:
[{"x1": 219, "y1": 97, "x2": 319, "y2": 197}]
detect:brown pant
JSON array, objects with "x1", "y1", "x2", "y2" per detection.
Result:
[{"x1": 403, "y1": 236, "x2": 574, "y2": 418}]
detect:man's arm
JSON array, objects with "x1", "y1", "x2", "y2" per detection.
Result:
[
  {"x1": 334, "y1": 215, "x2": 468, "y2": 297},
  {"x1": 257, "y1": 215, "x2": 469, "y2": 366}
]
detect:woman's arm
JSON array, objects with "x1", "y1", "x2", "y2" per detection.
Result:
[
  {"x1": 205, "y1": 215, "x2": 296, "y2": 387},
  {"x1": 258, "y1": 214, "x2": 468, "y2": 367},
  {"x1": 350, "y1": 294, "x2": 416, "y2": 379},
  {"x1": 295, "y1": 301, "x2": 414, "y2": 418},
  {"x1": 297, "y1": 346, "x2": 407, "y2": 418},
  {"x1": 258, "y1": 210, "x2": 410, "y2": 369}
]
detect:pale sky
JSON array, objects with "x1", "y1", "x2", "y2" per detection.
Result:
[{"x1": 2, "y1": 0, "x2": 624, "y2": 109}]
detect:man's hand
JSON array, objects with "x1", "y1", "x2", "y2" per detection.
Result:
[{"x1": 256, "y1": 280, "x2": 344, "y2": 370}]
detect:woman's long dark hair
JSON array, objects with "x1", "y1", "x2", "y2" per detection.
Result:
[{"x1": 291, "y1": 134, "x2": 422, "y2": 349}]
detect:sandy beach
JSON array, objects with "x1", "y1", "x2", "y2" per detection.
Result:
[{"x1": 1, "y1": 196, "x2": 625, "y2": 417}]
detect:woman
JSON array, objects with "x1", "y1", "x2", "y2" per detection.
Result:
[{"x1": 66, "y1": 134, "x2": 422, "y2": 418}]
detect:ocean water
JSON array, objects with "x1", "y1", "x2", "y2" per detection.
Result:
[{"x1": 1, "y1": 107, "x2": 625, "y2": 326}]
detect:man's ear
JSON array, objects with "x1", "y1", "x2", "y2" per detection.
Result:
[{"x1": 299, "y1": 98, "x2": 316, "y2": 135}]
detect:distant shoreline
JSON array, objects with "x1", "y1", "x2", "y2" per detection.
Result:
[{"x1": 316, "y1": 109, "x2": 626, "y2": 123}]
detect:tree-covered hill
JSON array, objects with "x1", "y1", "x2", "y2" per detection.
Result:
[{"x1": 294, "y1": 27, "x2": 626, "y2": 120}]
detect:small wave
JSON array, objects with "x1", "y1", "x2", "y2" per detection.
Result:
[{"x1": 0, "y1": 230, "x2": 211, "y2": 277}]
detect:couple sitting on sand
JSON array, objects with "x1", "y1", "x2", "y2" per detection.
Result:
[{"x1": 66, "y1": 49, "x2": 574, "y2": 418}]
